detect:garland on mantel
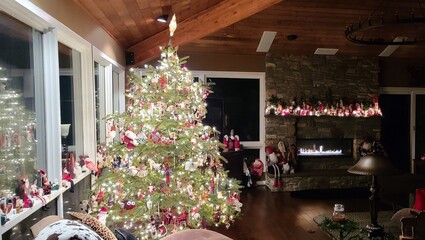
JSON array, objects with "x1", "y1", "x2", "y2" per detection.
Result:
[{"x1": 265, "y1": 96, "x2": 382, "y2": 117}]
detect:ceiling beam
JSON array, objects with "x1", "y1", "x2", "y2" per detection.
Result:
[{"x1": 127, "y1": 0, "x2": 283, "y2": 66}]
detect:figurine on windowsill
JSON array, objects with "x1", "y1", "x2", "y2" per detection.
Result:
[
  {"x1": 15, "y1": 177, "x2": 33, "y2": 208},
  {"x1": 36, "y1": 169, "x2": 52, "y2": 195},
  {"x1": 223, "y1": 129, "x2": 240, "y2": 152}
]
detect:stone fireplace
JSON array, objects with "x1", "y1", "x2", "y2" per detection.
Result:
[
  {"x1": 264, "y1": 54, "x2": 380, "y2": 191},
  {"x1": 265, "y1": 54, "x2": 380, "y2": 157}
]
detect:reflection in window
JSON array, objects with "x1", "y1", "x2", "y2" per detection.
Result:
[
  {"x1": 95, "y1": 62, "x2": 106, "y2": 144},
  {"x1": 0, "y1": 12, "x2": 40, "y2": 197},
  {"x1": 59, "y1": 43, "x2": 76, "y2": 156},
  {"x1": 112, "y1": 70, "x2": 120, "y2": 114}
]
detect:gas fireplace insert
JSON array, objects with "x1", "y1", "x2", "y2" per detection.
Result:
[{"x1": 297, "y1": 138, "x2": 353, "y2": 157}]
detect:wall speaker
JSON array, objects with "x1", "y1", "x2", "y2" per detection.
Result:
[{"x1": 126, "y1": 52, "x2": 135, "y2": 65}]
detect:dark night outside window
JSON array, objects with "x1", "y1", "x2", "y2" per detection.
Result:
[{"x1": 203, "y1": 77, "x2": 260, "y2": 142}]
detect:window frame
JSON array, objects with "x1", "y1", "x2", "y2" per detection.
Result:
[{"x1": 192, "y1": 70, "x2": 266, "y2": 165}]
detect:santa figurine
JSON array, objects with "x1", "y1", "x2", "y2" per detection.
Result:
[
  {"x1": 97, "y1": 206, "x2": 108, "y2": 225},
  {"x1": 39, "y1": 170, "x2": 51, "y2": 195},
  {"x1": 123, "y1": 127, "x2": 139, "y2": 149},
  {"x1": 234, "y1": 134, "x2": 240, "y2": 151},
  {"x1": 265, "y1": 146, "x2": 281, "y2": 187},
  {"x1": 223, "y1": 129, "x2": 240, "y2": 151},
  {"x1": 250, "y1": 159, "x2": 264, "y2": 177}
]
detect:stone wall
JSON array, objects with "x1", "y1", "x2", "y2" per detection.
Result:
[
  {"x1": 265, "y1": 54, "x2": 381, "y2": 162},
  {"x1": 265, "y1": 54, "x2": 380, "y2": 103}
]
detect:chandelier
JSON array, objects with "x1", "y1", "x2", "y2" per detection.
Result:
[{"x1": 345, "y1": 0, "x2": 425, "y2": 45}]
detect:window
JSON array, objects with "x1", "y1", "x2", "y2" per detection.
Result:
[
  {"x1": 0, "y1": 1, "x2": 124, "y2": 237},
  {"x1": 59, "y1": 43, "x2": 80, "y2": 157},
  {"x1": 193, "y1": 71, "x2": 266, "y2": 164},
  {"x1": 93, "y1": 47, "x2": 125, "y2": 145},
  {"x1": 0, "y1": 12, "x2": 42, "y2": 196},
  {"x1": 380, "y1": 88, "x2": 425, "y2": 173},
  {"x1": 95, "y1": 61, "x2": 106, "y2": 143},
  {"x1": 112, "y1": 70, "x2": 120, "y2": 114},
  {"x1": 205, "y1": 77, "x2": 260, "y2": 141}
]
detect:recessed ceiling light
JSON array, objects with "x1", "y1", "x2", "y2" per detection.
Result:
[
  {"x1": 287, "y1": 34, "x2": 297, "y2": 41},
  {"x1": 314, "y1": 48, "x2": 339, "y2": 55},
  {"x1": 379, "y1": 37, "x2": 407, "y2": 57},
  {"x1": 256, "y1": 31, "x2": 277, "y2": 52},
  {"x1": 156, "y1": 14, "x2": 169, "y2": 23}
]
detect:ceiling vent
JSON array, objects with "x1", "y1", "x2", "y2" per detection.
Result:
[
  {"x1": 314, "y1": 48, "x2": 339, "y2": 55},
  {"x1": 256, "y1": 31, "x2": 277, "y2": 52},
  {"x1": 379, "y1": 37, "x2": 407, "y2": 57}
]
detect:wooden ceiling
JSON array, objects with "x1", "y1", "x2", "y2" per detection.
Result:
[{"x1": 74, "y1": 0, "x2": 425, "y2": 66}]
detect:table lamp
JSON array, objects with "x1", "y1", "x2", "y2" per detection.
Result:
[
  {"x1": 348, "y1": 153, "x2": 400, "y2": 237},
  {"x1": 61, "y1": 124, "x2": 71, "y2": 154}
]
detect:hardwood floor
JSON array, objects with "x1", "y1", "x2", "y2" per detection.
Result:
[{"x1": 212, "y1": 186, "x2": 388, "y2": 240}]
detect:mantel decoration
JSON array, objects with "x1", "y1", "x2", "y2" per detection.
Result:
[
  {"x1": 345, "y1": 0, "x2": 425, "y2": 45},
  {"x1": 93, "y1": 15, "x2": 242, "y2": 239},
  {"x1": 265, "y1": 95, "x2": 382, "y2": 117}
]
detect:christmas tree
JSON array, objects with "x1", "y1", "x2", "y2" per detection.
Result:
[
  {"x1": 93, "y1": 16, "x2": 242, "y2": 239},
  {"x1": 0, "y1": 66, "x2": 36, "y2": 198}
]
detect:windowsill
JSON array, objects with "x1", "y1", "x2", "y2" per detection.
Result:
[{"x1": 0, "y1": 170, "x2": 90, "y2": 235}]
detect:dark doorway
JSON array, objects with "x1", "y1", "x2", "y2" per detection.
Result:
[{"x1": 380, "y1": 94, "x2": 411, "y2": 173}]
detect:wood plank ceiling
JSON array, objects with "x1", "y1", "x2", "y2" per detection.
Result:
[{"x1": 74, "y1": 0, "x2": 425, "y2": 66}]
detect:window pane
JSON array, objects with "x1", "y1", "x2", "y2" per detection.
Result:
[
  {"x1": 204, "y1": 77, "x2": 260, "y2": 141},
  {"x1": 59, "y1": 43, "x2": 75, "y2": 155},
  {"x1": 112, "y1": 70, "x2": 119, "y2": 114},
  {"x1": 0, "y1": 12, "x2": 39, "y2": 196},
  {"x1": 95, "y1": 62, "x2": 106, "y2": 144},
  {"x1": 380, "y1": 94, "x2": 411, "y2": 172},
  {"x1": 95, "y1": 62, "x2": 101, "y2": 143},
  {"x1": 415, "y1": 95, "x2": 425, "y2": 160}
]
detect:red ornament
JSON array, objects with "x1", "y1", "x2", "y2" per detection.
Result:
[
  {"x1": 149, "y1": 130, "x2": 162, "y2": 144},
  {"x1": 214, "y1": 207, "x2": 221, "y2": 223},
  {"x1": 175, "y1": 211, "x2": 188, "y2": 225},
  {"x1": 125, "y1": 200, "x2": 136, "y2": 210},
  {"x1": 158, "y1": 76, "x2": 167, "y2": 90},
  {"x1": 165, "y1": 158, "x2": 170, "y2": 185}
]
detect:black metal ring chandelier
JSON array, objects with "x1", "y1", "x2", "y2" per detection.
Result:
[{"x1": 345, "y1": 1, "x2": 425, "y2": 45}]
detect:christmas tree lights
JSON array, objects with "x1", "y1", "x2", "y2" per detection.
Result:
[
  {"x1": 0, "y1": 66, "x2": 36, "y2": 198},
  {"x1": 92, "y1": 17, "x2": 242, "y2": 239}
]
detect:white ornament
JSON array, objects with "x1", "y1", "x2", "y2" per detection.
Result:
[
  {"x1": 192, "y1": 212, "x2": 201, "y2": 221},
  {"x1": 128, "y1": 166, "x2": 138, "y2": 176},
  {"x1": 187, "y1": 184, "x2": 194, "y2": 200},
  {"x1": 147, "y1": 198, "x2": 152, "y2": 210},
  {"x1": 97, "y1": 211, "x2": 108, "y2": 225},
  {"x1": 184, "y1": 161, "x2": 196, "y2": 171}
]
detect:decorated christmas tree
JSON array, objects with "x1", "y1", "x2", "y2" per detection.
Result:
[
  {"x1": 0, "y1": 66, "x2": 36, "y2": 198},
  {"x1": 93, "y1": 16, "x2": 242, "y2": 239}
]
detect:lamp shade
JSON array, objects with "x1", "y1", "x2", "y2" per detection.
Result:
[{"x1": 348, "y1": 154, "x2": 400, "y2": 176}]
